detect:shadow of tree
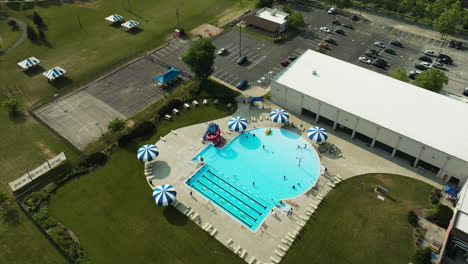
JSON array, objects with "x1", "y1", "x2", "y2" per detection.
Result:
[
  {"x1": 3, "y1": 208, "x2": 20, "y2": 226},
  {"x1": 9, "y1": 111, "x2": 27, "y2": 124},
  {"x1": 163, "y1": 206, "x2": 188, "y2": 226}
]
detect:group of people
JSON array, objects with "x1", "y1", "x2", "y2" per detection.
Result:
[{"x1": 297, "y1": 144, "x2": 307, "y2": 149}]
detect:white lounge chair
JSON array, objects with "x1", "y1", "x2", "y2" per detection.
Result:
[
  {"x1": 278, "y1": 244, "x2": 289, "y2": 251},
  {"x1": 274, "y1": 249, "x2": 285, "y2": 257},
  {"x1": 170, "y1": 130, "x2": 178, "y2": 135},
  {"x1": 226, "y1": 238, "x2": 233, "y2": 246},
  {"x1": 240, "y1": 249, "x2": 247, "y2": 258},
  {"x1": 328, "y1": 182, "x2": 336, "y2": 188},
  {"x1": 234, "y1": 245, "x2": 241, "y2": 254},
  {"x1": 203, "y1": 99, "x2": 208, "y2": 105},
  {"x1": 281, "y1": 238, "x2": 290, "y2": 245},
  {"x1": 164, "y1": 114, "x2": 172, "y2": 120},
  {"x1": 191, "y1": 213, "x2": 199, "y2": 220},
  {"x1": 160, "y1": 136, "x2": 166, "y2": 142},
  {"x1": 227, "y1": 103, "x2": 232, "y2": 108},
  {"x1": 210, "y1": 228, "x2": 217, "y2": 236},
  {"x1": 259, "y1": 115, "x2": 263, "y2": 121},
  {"x1": 172, "y1": 108, "x2": 179, "y2": 114},
  {"x1": 285, "y1": 235, "x2": 294, "y2": 243},
  {"x1": 248, "y1": 256, "x2": 256, "y2": 264},
  {"x1": 192, "y1": 100, "x2": 199, "y2": 106},
  {"x1": 270, "y1": 256, "x2": 281, "y2": 264},
  {"x1": 184, "y1": 103, "x2": 190, "y2": 109},
  {"x1": 214, "y1": 99, "x2": 219, "y2": 104}
]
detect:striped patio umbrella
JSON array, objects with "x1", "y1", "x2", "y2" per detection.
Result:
[
  {"x1": 152, "y1": 184, "x2": 177, "y2": 206},
  {"x1": 137, "y1": 144, "x2": 159, "y2": 162},
  {"x1": 105, "y1": 14, "x2": 123, "y2": 23},
  {"x1": 228, "y1": 116, "x2": 248, "y2": 132},
  {"x1": 121, "y1": 20, "x2": 139, "y2": 29},
  {"x1": 270, "y1": 109, "x2": 289, "y2": 124},
  {"x1": 307, "y1": 126, "x2": 328, "y2": 143},
  {"x1": 17, "y1": 57, "x2": 40, "y2": 70},
  {"x1": 43, "y1": 67, "x2": 66, "y2": 81}
]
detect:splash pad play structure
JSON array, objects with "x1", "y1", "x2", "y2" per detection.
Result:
[{"x1": 203, "y1": 123, "x2": 221, "y2": 146}]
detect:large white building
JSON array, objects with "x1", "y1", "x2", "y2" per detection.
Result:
[{"x1": 271, "y1": 50, "x2": 468, "y2": 187}]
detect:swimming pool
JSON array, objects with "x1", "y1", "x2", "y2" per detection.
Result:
[{"x1": 186, "y1": 127, "x2": 321, "y2": 231}]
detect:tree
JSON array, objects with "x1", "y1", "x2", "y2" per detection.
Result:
[
  {"x1": 182, "y1": 38, "x2": 216, "y2": 82},
  {"x1": 413, "y1": 0, "x2": 426, "y2": 18},
  {"x1": 33, "y1": 12, "x2": 44, "y2": 27},
  {"x1": 108, "y1": 118, "x2": 125, "y2": 133},
  {"x1": 2, "y1": 98, "x2": 20, "y2": 116},
  {"x1": 327, "y1": 0, "x2": 352, "y2": 19},
  {"x1": 0, "y1": 192, "x2": 7, "y2": 204},
  {"x1": 26, "y1": 25, "x2": 38, "y2": 42},
  {"x1": 288, "y1": 11, "x2": 305, "y2": 29},
  {"x1": 255, "y1": 0, "x2": 273, "y2": 8},
  {"x1": 413, "y1": 247, "x2": 432, "y2": 264},
  {"x1": 38, "y1": 28, "x2": 46, "y2": 42},
  {"x1": 398, "y1": 0, "x2": 413, "y2": 14},
  {"x1": 283, "y1": 3, "x2": 294, "y2": 14},
  {"x1": 427, "y1": 0, "x2": 448, "y2": 20},
  {"x1": 433, "y1": 2, "x2": 463, "y2": 54},
  {"x1": 414, "y1": 69, "x2": 448, "y2": 93},
  {"x1": 390, "y1": 69, "x2": 410, "y2": 82}
]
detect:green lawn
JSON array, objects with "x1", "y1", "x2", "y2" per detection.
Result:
[
  {"x1": 0, "y1": 19, "x2": 21, "y2": 52},
  {"x1": 48, "y1": 104, "x2": 243, "y2": 263},
  {"x1": 283, "y1": 174, "x2": 432, "y2": 264}
]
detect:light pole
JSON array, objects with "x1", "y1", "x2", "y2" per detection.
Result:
[
  {"x1": 239, "y1": 0, "x2": 242, "y2": 58},
  {"x1": 95, "y1": 122, "x2": 103, "y2": 136}
]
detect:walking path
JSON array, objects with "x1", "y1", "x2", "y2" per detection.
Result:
[{"x1": 0, "y1": 16, "x2": 27, "y2": 55}]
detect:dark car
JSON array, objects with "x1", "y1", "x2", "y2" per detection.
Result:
[
  {"x1": 364, "y1": 49, "x2": 378, "y2": 59},
  {"x1": 372, "y1": 58, "x2": 387, "y2": 69},
  {"x1": 464, "y1": 87, "x2": 468, "y2": 96},
  {"x1": 415, "y1": 64, "x2": 429, "y2": 71},
  {"x1": 343, "y1": 24, "x2": 354, "y2": 29},
  {"x1": 351, "y1": 15, "x2": 359, "y2": 21},
  {"x1": 288, "y1": 56, "x2": 297, "y2": 61},
  {"x1": 280, "y1": 60, "x2": 290, "y2": 67},
  {"x1": 390, "y1": 40, "x2": 403, "y2": 48},
  {"x1": 418, "y1": 56, "x2": 433, "y2": 63},
  {"x1": 332, "y1": 20, "x2": 341, "y2": 25},
  {"x1": 408, "y1": 70, "x2": 421, "y2": 80},
  {"x1": 455, "y1": 41, "x2": 463, "y2": 50},
  {"x1": 438, "y1": 53, "x2": 452, "y2": 60},
  {"x1": 335, "y1": 29, "x2": 345, "y2": 35},
  {"x1": 235, "y1": 80, "x2": 248, "y2": 90},
  {"x1": 237, "y1": 56, "x2": 247, "y2": 65},
  {"x1": 437, "y1": 57, "x2": 453, "y2": 65},
  {"x1": 325, "y1": 38, "x2": 337, "y2": 45},
  {"x1": 431, "y1": 62, "x2": 446, "y2": 70},
  {"x1": 384, "y1": 48, "x2": 396, "y2": 55},
  {"x1": 449, "y1": 40, "x2": 456, "y2": 48}
]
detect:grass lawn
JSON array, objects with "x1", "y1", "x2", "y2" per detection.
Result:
[
  {"x1": 48, "y1": 104, "x2": 244, "y2": 263},
  {"x1": 0, "y1": 20, "x2": 21, "y2": 52},
  {"x1": 283, "y1": 174, "x2": 432, "y2": 264}
]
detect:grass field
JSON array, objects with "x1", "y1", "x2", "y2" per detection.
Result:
[
  {"x1": 48, "y1": 104, "x2": 243, "y2": 263},
  {"x1": 0, "y1": 19, "x2": 21, "y2": 52},
  {"x1": 283, "y1": 174, "x2": 432, "y2": 264}
]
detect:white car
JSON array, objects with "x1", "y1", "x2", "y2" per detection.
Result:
[
  {"x1": 320, "y1": 27, "x2": 331, "y2": 33},
  {"x1": 424, "y1": 50, "x2": 437, "y2": 57},
  {"x1": 419, "y1": 61, "x2": 432, "y2": 68},
  {"x1": 431, "y1": 62, "x2": 446, "y2": 70},
  {"x1": 374, "y1": 41, "x2": 386, "y2": 48},
  {"x1": 327, "y1": 8, "x2": 336, "y2": 14},
  {"x1": 217, "y1": 48, "x2": 227, "y2": 55},
  {"x1": 358, "y1": 56, "x2": 372, "y2": 64}
]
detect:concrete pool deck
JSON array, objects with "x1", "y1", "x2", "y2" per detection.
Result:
[{"x1": 146, "y1": 97, "x2": 443, "y2": 263}]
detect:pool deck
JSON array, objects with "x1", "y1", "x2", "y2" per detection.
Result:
[{"x1": 146, "y1": 95, "x2": 443, "y2": 264}]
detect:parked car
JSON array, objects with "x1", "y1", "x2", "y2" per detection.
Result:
[
  {"x1": 408, "y1": 70, "x2": 421, "y2": 80},
  {"x1": 455, "y1": 41, "x2": 463, "y2": 50},
  {"x1": 325, "y1": 38, "x2": 337, "y2": 45},
  {"x1": 384, "y1": 48, "x2": 396, "y2": 55},
  {"x1": 358, "y1": 56, "x2": 372, "y2": 64},
  {"x1": 351, "y1": 15, "x2": 359, "y2": 21},
  {"x1": 372, "y1": 58, "x2": 387, "y2": 69},
  {"x1": 431, "y1": 62, "x2": 446, "y2": 70},
  {"x1": 237, "y1": 56, "x2": 247, "y2": 65},
  {"x1": 374, "y1": 41, "x2": 386, "y2": 48},
  {"x1": 424, "y1": 50, "x2": 437, "y2": 57},
  {"x1": 364, "y1": 49, "x2": 378, "y2": 58},
  {"x1": 328, "y1": 7, "x2": 336, "y2": 14},
  {"x1": 235, "y1": 80, "x2": 248, "y2": 90},
  {"x1": 390, "y1": 40, "x2": 403, "y2": 47},
  {"x1": 320, "y1": 27, "x2": 331, "y2": 33},
  {"x1": 418, "y1": 56, "x2": 433, "y2": 63},
  {"x1": 415, "y1": 64, "x2": 429, "y2": 71},
  {"x1": 217, "y1": 48, "x2": 228, "y2": 55},
  {"x1": 449, "y1": 40, "x2": 456, "y2": 48},
  {"x1": 335, "y1": 29, "x2": 345, "y2": 35},
  {"x1": 464, "y1": 87, "x2": 468, "y2": 96},
  {"x1": 332, "y1": 20, "x2": 341, "y2": 25},
  {"x1": 343, "y1": 24, "x2": 354, "y2": 29},
  {"x1": 319, "y1": 41, "x2": 330, "y2": 49},
  {"x1": 419, "y1": 61, "x2": 432, "y2": 68},
  {"x1": 437, "y1": 57, "x2": 453, "y2": 65},
  {"x1": 288, "y1": 56, "x2": 297, "y2": 61},
  {"x1": 280, "y1": 60, "x2": 290, "y2": 67}
]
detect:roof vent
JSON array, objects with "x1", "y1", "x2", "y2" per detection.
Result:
[{"x1": 312, "y1": 70, "x2": 317, "y2": 76}]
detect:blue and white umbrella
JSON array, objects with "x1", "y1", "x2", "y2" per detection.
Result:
[
  {"x1": 228, "y1": 116, "x2": 248, "y2": 132},
  {"x1": 137, "y1": 144, "x2": 159, "y2": 162},
  {"x1": 270, "y1": 109, "x2": 289, "y2": 124},
  {"x1": 105, "y1": 14, "x2": 123, "y2": 23},
  {"x1": 17, "y1": 57, "x2": 40, "y2": 70},
  {"x1": 152, "y1": 184, "x2": 177, "y2": 206},
  {"x1": 307, "y1": 126, "x2": 328, "y2": 143},
  {"x1": 43, "y1": 67, "x2": 66, "y2": 81},
  {"x1": 121, "y1": 20, "x2": 139, "y2": 29}
]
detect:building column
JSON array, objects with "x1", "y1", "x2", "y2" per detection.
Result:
[
  {"x1": 333, "y1": 110, "x2": 340, "y2": 130},
  {"x1": 315, "y1": 102, "x2": 321, "y2": 123},
  {"x1": 351, "y1": 118, "x2": 359, "y2": 139},
  {"x1": 413, "y1": 146, "x2": 426, "y2": 167},
  {"x1": 370, "y1": 127, "x2": 380, "y2": 148},
  {"x1": 437, "y1": 157, "x2": 451, "y2": 178},
  {"x1": 392, "y1": 136, "x2": 402, "y2": 157}
]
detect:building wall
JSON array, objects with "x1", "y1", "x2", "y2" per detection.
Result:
[
  {"x1": 279, "y1": 22, "x2": 288, "y2": 33},
  {"x1": 271, "y1": 80, "x2": 468, "y2": 186}
]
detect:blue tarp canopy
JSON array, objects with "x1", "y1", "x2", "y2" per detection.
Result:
[
  {"x1": 249, "y1": 96, "x2": 264, "y2": 103},
  {"x1": 444, "y1": 185, "x2": 460, "y2": 197},
  {"x1": 153, "y1": 67, "x2": 182, "y2": 84}
]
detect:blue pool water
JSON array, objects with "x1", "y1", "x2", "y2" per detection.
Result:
[{"x1": 186, "y1": 127, "x2": 320, "y2": 231}]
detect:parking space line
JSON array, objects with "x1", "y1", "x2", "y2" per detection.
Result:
[
  {"x1": 230, "y1": 77, "x2": 239, "y2": 84},
  {"x1": 249, "y1": 53, "x2": 260, "y2": 61},
  {"x1": 218, "y1": 71, "x2": 229, "y2": 79},
  {"x1": 165, "y1": 46, "x2": 176, "y2": 52},
  {"x1": 247, "y1": 55, "x2": 266, "y2": 70},
  {"x1": 223, "y1": 73, "x2": 234, "y2": 82},
  {"x1": 223, "y1": 43, "x2": 235, "y2": 49},
  {"x1": 226, "y1": 48, "x2": 240, "y2": 59},
  {"x1": 213, "y1": 69, "x2": 223, "y2": 76}
]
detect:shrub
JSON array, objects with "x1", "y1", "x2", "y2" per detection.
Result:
[
  {"x1": 33, "y1": 11, "x2": 44, "y2": 27},
  {"x1": 130, "y1": 121, "x2": 156, "y2": 138},
  {"x1": 108, "y1": 118, "x2": 125, "y2": 133},
  {"x1": 7, "y1": 19, "x2": 17, "y2": 29},
  {"x1": 2, "y1": 98, "x2": 20, "y2": 116},
  {"x1": 408, "y1": 210, "x2": 418, "y2": 227},
  {"x1": 0, "y1": 192, "x2": 7, "y2": 204},
  {"x1": 32, "y1": 206, "x2": 57, "y2": 229},
  {"x1": 413, "y1": 247, "x2": 432, "y2": 264},
  {"x1": 82, "y1": 152, "x2": 108, "y2": 168},
  {"x1": 426, "y1": 204, "x2": 453, "y2": 228},
  {"x1": 48, "y1": 225, "x2": 88, "y2": 263},
  {"x1": 38, "y1": 28, "x2": 46, "y2": 42},
  {"x1": 158, "y1": 99, "x2": 183, "y2": 116},
  {"x1": 117, "y1": 134, "x2": 133, "y2": 147},
  {"x1": 256, "y1": 0, "x2": 273, "y2": 8},
  {"x1": 429, "y1": 188, "x2": 442, "y2": 205},
  {"x1": 55, "y1": 167, "x2": 90, "y2": 185},
  {"x1": 24, "y1": 190, "x2": 50, "y2": 213}
]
